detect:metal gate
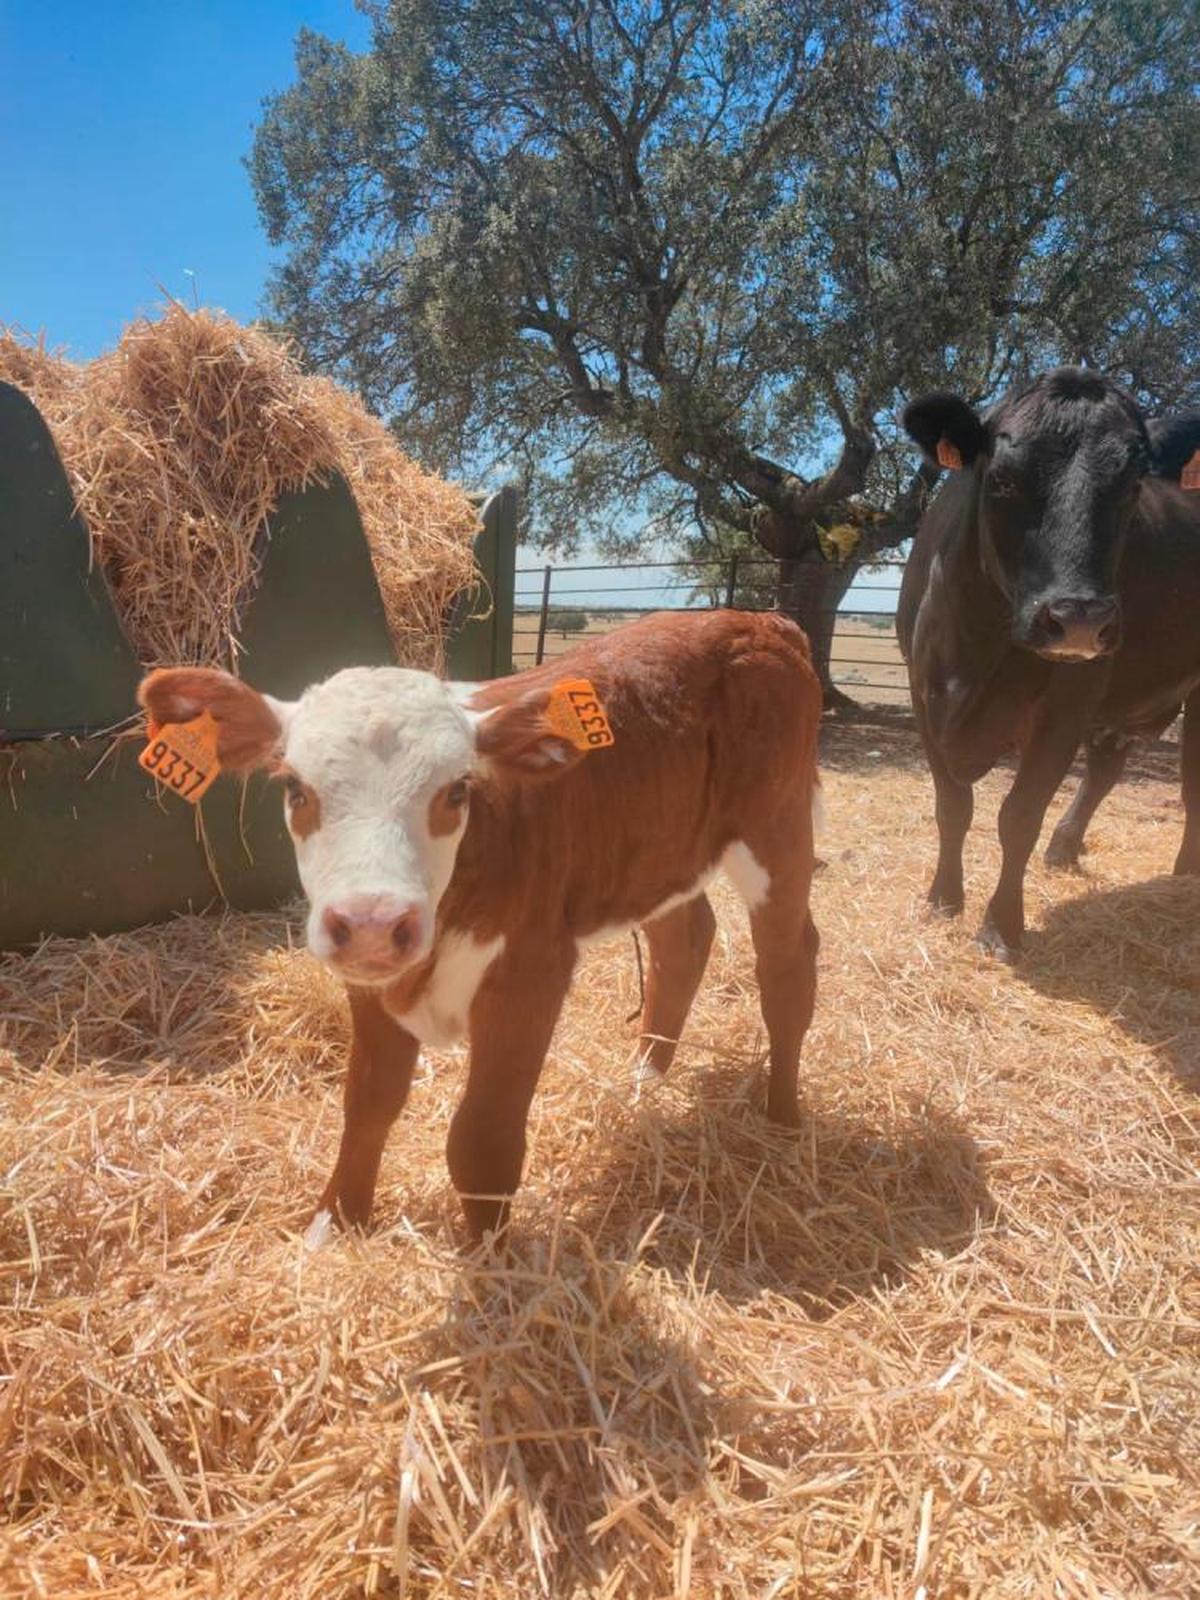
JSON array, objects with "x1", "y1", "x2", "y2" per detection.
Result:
[{"x1": 512, "y1": 553, "x2": 908, "y2": 706}]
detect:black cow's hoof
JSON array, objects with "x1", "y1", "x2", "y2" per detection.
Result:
[
  {"x1": 927, "y1": 884, "x2": 964, "y2": 917},
  {"x1": 1044, "y1": 834, "x2": 1082, "y2": 871},
  {"x1": 976, "y1": 916, "x2": 1020, "y2": 964}
]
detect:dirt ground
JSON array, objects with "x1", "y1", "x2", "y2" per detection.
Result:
[{"x1": 2, "y1": 713, "x2": 1198, "y2": 1597}]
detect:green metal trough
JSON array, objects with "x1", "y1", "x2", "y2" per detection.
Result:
[{"x1": 0, "y1": 379, "x2": 515, "y2": 950}]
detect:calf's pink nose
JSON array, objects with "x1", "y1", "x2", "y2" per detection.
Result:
[{"x1": 321, "y1": 895, "x2": 423, "y2": 964}]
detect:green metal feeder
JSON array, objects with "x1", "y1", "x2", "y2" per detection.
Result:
[{"x1": 0, "y1": 380, "x2": 514, "y2": 949}]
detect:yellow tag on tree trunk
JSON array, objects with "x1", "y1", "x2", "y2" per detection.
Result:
[
  {"x1": 545, "y1": 678, "x2": 615, "y2": 751},
  {"x1": 1181, "y1": 449, "x2": 1200, "y2": 491},
  {"x1": 138, "y1": 711, "x2": 221, "y2": 803},
  {"x1": 936, "y1": 437, "x2": 964, "y2": 471}
]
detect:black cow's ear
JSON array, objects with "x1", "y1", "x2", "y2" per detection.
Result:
[
  {"x1": 901, "y1": 393, "x2": 988, "y2": 470},
  {"x1": 1146, "y1": 411, "x2": 1200, "y2": 487}
]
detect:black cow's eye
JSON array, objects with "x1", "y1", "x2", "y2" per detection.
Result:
[
  {"x1": 988, "y1": 468, "x2": 1024, "y2": 500},
  {"x1": 446, "y1": 779, "x2": 470, "y2": 807}
]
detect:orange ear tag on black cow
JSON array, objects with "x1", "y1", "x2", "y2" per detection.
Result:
[
  {"x1": 138, "y1": 711, "x2": 222, "y2": 803},
  {"x1": 936, "y1": 437, "x2": 964, "y2": 471},
  {"x1": 545, "y1": 677, "x2": 615, "y2": 751},
  {"x1": 1181, "y1": 450, "x2": 1200, "y2": 491}
]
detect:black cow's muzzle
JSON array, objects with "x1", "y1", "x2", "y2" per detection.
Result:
[
  {"x1": 1023, "y1": 595, "x2": 1121, "y2": 661},
  {"x1": 1024, "y1": 595, "x2": 1126, "y2": 656}
]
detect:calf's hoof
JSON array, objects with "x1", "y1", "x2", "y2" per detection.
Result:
[
  {"x1": 976, "y1": 914, "x2": 1021, "y2": 965},
  {"x1": 766, "y1": 1090, "x2": 803, "y2": 1130},
  {"x1": 307, "y1": 1185, "x2": 372, "y2": 1249},
  {"x1": 304, "y1": 1208, "x2": 338, "y2": 1252},
  {"x1": 460, "y1": 1195, "x2": 513, "y2": 1256},
  {"x1": 1172, "y1": 853, "x2": 1200, "y2": 878}
]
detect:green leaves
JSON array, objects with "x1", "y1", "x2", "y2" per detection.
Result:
[{"x1": 250, "y1": 0, "x2": 1200, "y2": 557}]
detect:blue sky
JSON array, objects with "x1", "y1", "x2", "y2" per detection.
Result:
[
  {"x1": 0, "y1": 2, "x2": 897, "y2": 612},
  {"x1": 1, "y1": 1, "x2": 370, "y2": 359}
]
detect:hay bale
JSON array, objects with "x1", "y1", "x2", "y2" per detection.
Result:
[
  {"x1": 0, "y1": 328, "x2": 80, "y2": 413},
  {"x1": 0, "y1": 309, "x2": 479, "y2": 671}
]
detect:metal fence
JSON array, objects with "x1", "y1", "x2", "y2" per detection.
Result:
[{"x1": 512, "y1": 553, "x2": 909, "y2": 704}]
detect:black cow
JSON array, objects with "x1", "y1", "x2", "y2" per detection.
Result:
[{"x1": 897, "y1": 366, "x2": 1200, "y2": 960}]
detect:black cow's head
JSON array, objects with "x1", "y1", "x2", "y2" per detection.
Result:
[{"x1": 903, "y1": 369, "x2": 1200, "y2": 661}]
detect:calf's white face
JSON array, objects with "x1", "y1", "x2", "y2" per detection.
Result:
[
  {"x1": 277, "y1": 668, "x2": 479, "y2": 982},
  {"x1": 137, "y1": 663, "x2": 585, "y2": 987}
]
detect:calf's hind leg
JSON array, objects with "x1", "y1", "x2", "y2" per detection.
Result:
[
  {"x1": 635, "y1": 893, "x2": 717, "y2": 1078},
  {"x1": 729, "y1": 843, "x2": 818, "y2": 1130}
]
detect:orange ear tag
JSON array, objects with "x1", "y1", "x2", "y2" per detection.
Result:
[
  {"x1": 936, "y1": 437, "x2": 964, "y2": 471},
  {"x1": 138, "y1": 710, "x2": 222, "y2": 803},
  {"x1": 544, "y1": 677, "x2": 615, "y2": 751},
  {"x1": 1181, "y1": 449, "x2": 1200, "y2": 492}
]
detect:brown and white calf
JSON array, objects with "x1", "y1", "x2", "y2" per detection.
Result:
[{"x1": 139, "y1": 609, "x2": 823, "y2": 1245}]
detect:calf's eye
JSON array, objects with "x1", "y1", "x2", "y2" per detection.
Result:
[
  {"x1": 285, "y1": 777, "x2": 307, "y2": 807},
  {"x1": 446, "y1": 779, "x2": 470, "y2": 807}
]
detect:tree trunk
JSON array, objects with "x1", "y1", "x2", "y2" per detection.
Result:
[{"x1": 776, "y1": 552, "x2": 860, "y2": 711}]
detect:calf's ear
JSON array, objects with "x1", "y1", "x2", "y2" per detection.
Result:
[
  {"x1": 902, "y1": 392, "x2": 988, "y2": 470},
  {"x1": 473, "y1": 687, "x2": 587, "y2": 780},
  {"x1": 1146, "y1": 411, "x2": 1200, "y2": 487},
  {"x1": 137, "y1": 668, "x2": 288, "y2": 771}
]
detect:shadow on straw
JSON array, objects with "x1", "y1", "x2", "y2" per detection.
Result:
[
  {"x1": 393, "y1": 1232, "x2": 718, "y2": 1587},
  {"x1": 1019, "y1": 874, "x2": 1200, "y2": 1092},
  {"x1": 818, "y1": 706, "x2": 1181, "y2": 792},
  {"x1": 818, "y1": 704, "x2": 927, "y2": 776},
  {"x1": 562, "y1": 1064, "x2": 992, "y2": 1320}
]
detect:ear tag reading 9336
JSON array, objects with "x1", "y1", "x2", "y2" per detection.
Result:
[
  {"x1": 936, "y1": 437, "x2": 964, "y2": 471},
  {"x1": 545, "y1": 677, "x2": 615, "y2": 751},
  {"x1": 138, "y1": 711, "x2": 222, "y2": 803},
  {"x1": 1181, "y1": 450, "x2": 1200, "y2": 492}
]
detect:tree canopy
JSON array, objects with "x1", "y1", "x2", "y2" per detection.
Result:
[{"x1": 252, "y1": 0, "x2": 1200, "y2": 576}]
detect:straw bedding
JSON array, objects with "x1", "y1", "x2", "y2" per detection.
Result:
[
  {"x1": 2, "y1": 720, "x2": 1199, "y2": 1597},
  {"x1": 0, "y1": 313, "x2": 479, "y2": 670}
]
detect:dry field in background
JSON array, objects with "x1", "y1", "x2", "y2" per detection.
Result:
[{"x1": 2, "y1": 717, "x2": 1198, "y2": 1598}]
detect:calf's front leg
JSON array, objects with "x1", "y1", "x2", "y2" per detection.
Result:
[
  {"x1": 314, "y1": 988, "x2": 420, "y2": 1236},
  {"x1": 447, "y1": 943, "x2": 575, "y2": 1246}
]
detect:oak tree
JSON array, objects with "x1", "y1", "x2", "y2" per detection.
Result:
[{"x1": 252, "y1": 0, "x2": 1200, "y2": 698}]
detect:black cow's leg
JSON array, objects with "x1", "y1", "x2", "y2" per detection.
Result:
[
  {"x1": 981, "y1": 706, "x2": 1089, "y2": 961},
  {"x1": 1174, "y1": 692, "x2": 1200, "y2": 876},
  {"x1": 922, "y1": 733, "x2": 974, "y2": 915},
  {"x1": 1044, "y1": 730, "x2": 1130, "y2": 870}
]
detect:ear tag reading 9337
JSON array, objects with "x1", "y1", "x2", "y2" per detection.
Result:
[
  {"x1": 138, "y1": 711, "x2": 222, "y2": 803},
  {"x1": 545, "y1": 677, "x2": 615, "y2": 751}
]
